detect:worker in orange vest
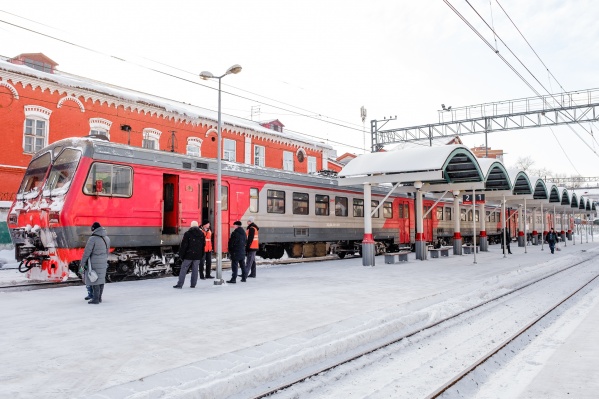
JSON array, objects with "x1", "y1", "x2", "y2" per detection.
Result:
[
  {"x1": 245, "y1": 216, "x2": 259, "y2": 278},
  {"x1": 200, "y1": 220, "x2": 214, "y2": 279}
]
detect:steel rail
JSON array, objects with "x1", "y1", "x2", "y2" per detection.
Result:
[{"x1": 251, "y1": 252, "x2": 599, "y2": 398}]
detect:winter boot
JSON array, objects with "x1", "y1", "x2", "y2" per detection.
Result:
[
  {"x1": 99, "y1": 284, "x2": 104, "y2": 303},
  {"x1": 88, "y1": 286, "x2": 100, "y2": 304}
]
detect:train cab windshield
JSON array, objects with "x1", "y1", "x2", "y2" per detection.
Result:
[
  {"x1": 42, "y1": 148, "x2": 82, "y2": 197},
  {"x1": 17, "y1": 152, "x2": 51, "y2": 200}
]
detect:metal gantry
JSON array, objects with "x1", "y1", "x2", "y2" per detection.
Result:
[{"x1": 371, "y1": 88, "x2": 599, "y2": 152}]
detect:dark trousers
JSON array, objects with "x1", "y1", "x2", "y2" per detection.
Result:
[
  {"x1": 199, "y1": 252, "x2": 212, "y2": 277},
  {"x1": 549, "y1": 242, "x2": 555, "y2": 254},
  {"x1": 230, "y1": 257, "x2": 246, "y2": 281},
  {"x1": 176, "y1": 259, "x2": 199, "y2": 287},
  {"x1": 245, "y1": 250, "x2": 257, "y2": 277}
]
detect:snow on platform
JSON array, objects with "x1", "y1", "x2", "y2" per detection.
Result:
[{"x1": 1, "y1": 240, "x2": 599, "y2": 398}]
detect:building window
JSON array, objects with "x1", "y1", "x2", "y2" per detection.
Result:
[
  {"x1": 142, "y1": 128, "x2": 161, "y2": 150},
  {"x1": 23, "y1": 105, "x2": 52, "y2": 154},
  {"x1": 445, "y1": 207, "x2": 452, "y2": 221},
  {"x1": 249, "y1": 188, "x2": 259, "y2": 213},
  {"x1": 293, "y1": 192, "x2": 309, "y2": 215},
  {"x1": 383, "y1": 202, "x2": 393, "y2": 218},
  {"x1": 372, "y1": 200, "x2": 379, "y2": 218},
  {"x1": 187, "y1": 137, "x2": 202, "y2": 157},
  {"x1": 224, "y1": 139, "x2": 236, "y2": 162},
  {"x1": 335, "y1": 196, "x2": 348, "y2": 216},
  {"x1": 353, "y1": 198, "x2": 364, "y2": 217},
  {"x1": 267, "y1": 189, "x2": 285, "y2": 213},
  {"x1": 89, "y1": 118, "x2": 112, "y2": 139},
  {"x1": 254, "y1": 145, "x2": 265, "y2": 167},
  {"x1": 308, "y1": 156, "x2": 317, "y2": 173},
  {"x1": 315, "y1": 194, "x2": 329, "y2": 216},
  {"x1": 24, "y1": 58, "x2": 53, "y2": 73},
  {"x1": 283, "y1": 151, "x2": 294, "y2": 171}
]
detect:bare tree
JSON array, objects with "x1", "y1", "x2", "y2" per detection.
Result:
[{"x1": 514, "y1": 156, "x2": 535, "y2": 172}]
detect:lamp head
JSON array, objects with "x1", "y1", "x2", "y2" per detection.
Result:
[
  {"x1": 414, "y1": 181, "x2": 423, "y2": 190},
  {"x1": 199, "y1": 71, "x2": 214, "y2": 80},
  {"x1": 226, "y1": 64, "x2": 242, "y2": 75}
]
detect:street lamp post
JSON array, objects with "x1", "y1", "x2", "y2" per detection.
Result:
[{"x1": 200, "y1": 64, "x2": 242, "y2": 285}]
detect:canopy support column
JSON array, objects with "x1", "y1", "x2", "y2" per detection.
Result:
[
  {"x1": 415, "y1": 183, "x2": 427, "y2": 260},
  {"x1": 531, "y1": 207, "x2": 538, "y2": 245},
  {"x1": 518, "y1": 205, "x2": 525, "y2": 247},
  {"x1": 453, "y1": 191, "x2": 462, "y2": 255},
  {"x1": 479, "y1": 201, "x2": 487, "y2": 251},
  {"x1": 362, "y1": 183, "x2": 375, "y2": 266}
]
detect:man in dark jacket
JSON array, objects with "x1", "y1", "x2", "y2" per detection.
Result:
[
  {"x1": 80, "y1": 222, "x2": 111, "y2": 304},
  {"x1": 174, "y1": 221, "x2": 205, "y2": 288},
  {"x1": 228, "y1": 220, "x2": 247, "y2": 283},
  {"x1": 547, "y1": 227, "x2": 558, "y2": 254},
  {"x1": 245, "y1": 216, "x2": 259, "y2": 278}
]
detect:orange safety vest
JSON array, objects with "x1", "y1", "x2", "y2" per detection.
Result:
[
  {"x1": 204, "y1": 229, "x2": 212, "y2": 252},
  {"x1": 247, "y1": 226, "x2": 259, "y2": 250}
]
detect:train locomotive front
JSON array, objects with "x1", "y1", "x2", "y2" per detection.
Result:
[{"x1": 8, "y1": 138, "x2": 175, "y2": 282}]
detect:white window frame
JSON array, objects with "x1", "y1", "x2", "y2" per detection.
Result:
[
  {"x1": 224, "y1": 138, "x2": 236, "y2": 162},
  {"x1": 89, "y1": 118, "x2": 112, "y2": 139},
  {"x1": 142, "y1": 128, "x2": 162, "y2": 150},
  {"x1": 283, "y1": 151, "x2": 294, "y2": 171},
  {"x1": 307, "y1": 156, "x2": 317, "y2": 174},
  {"x1": 23, "y1": 105, "x2": 52, "y2": 153},
  {"x1": 186, "y1": 137, "x2": 202, "y2": 157},
  {"x1": 254, "y1": 145, "x2": 265, "y2": 167}
]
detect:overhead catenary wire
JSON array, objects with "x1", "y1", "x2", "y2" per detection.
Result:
[{"x1": 0, "y1": 15, "x2": 365, "y2": 136}]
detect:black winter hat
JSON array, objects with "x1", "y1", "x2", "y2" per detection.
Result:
[
  {"x1": 233, "y1": 221, "x2": 242, "y2": 226},
  {"x1": 202, "y1": 220, "x2": 210, "y2": 226},
  {"x1": 91, "y1": 222, "x2": 101, "y2": 231}
]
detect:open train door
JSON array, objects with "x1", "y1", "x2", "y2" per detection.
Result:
[
  {"x1": 162, "y1": 174, "x2": 180, "y2": 234},
  {"x1": 201, "y1": 179, "x2": 215, "y2": 227}
]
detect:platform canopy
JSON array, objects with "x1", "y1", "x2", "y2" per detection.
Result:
[
  {"x1": 477, "y1": 158, "x2": 511, "y2": 191},
  {"x1": 338, "y1": 145, "x2": 484, "y2": 190}
]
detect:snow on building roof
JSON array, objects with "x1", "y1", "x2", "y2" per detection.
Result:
[{"x1": 0, "y1": 58, "x2": 332, "y2": 151}]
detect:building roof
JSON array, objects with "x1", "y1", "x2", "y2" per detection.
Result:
[{"x1": 12, "y1": 53, "x2": 59, "y2": 66}]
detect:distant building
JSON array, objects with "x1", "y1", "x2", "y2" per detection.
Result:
[{"x1": 470, "y1": 145, "x2": 504, "y2": 161}]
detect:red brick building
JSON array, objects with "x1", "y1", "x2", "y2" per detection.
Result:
[{"x1": 0, "y1": 54, "x2": 334, "y2": 197}]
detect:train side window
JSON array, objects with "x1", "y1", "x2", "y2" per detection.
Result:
[
  {"x1": 293, "y1": 192, "x2": 309, "y2": 215},
  {"x1": 221, "y1": 186, "x2": 228, "y2": 211},
  {"x1": 436, "y1": 206, "x2": 443, "y2": 221},
  {"x1": 475, "y1": 210, "x2": 479, "y2": 222},
  {"x1": 353, "y1": 199, "x2": 364, "y2": 217},
  {"x1": 83, "y1": 163, "x2": 133, "y2": 197},
  {"x1": 315, "y1": 194, "x2": 329, "y2": 216},
  {"x1": 424, "y1": 206, "x2": 432, "y2": 220},
  {"x1": 249, "y1": 188, "x2": 259, "y2": 213},
  {"x1": 335, "y1": 196, "x2": 348, "y2": 217},
  {"x1": 445, "y1": 207, "x2": 452, "y2": 221},
  {"x1": 383, "y1": 202, "x2": 393, "y2": 218},
  {"x1": 267, "y1": 189, "x2": 285, "y2": 214},
  {"x1": 460, "y1": 209, "x2": 467, "y2": 221},
  {"x1": 372, "y1": 200, "x2": 379, "y2": 218},
  {"x1": 486, "y1": 211, "x2": 491, "y2": 222},
  {"x1": 404, "y1": 204, "x2": 409, "y2": 220},
  {"x1": 398, "y1": 203, "x2": 404, "y2": 219},
  {"x1": 467, "y1": 210, "x2": 473, "y2": 221}
]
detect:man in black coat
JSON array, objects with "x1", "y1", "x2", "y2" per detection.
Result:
[
  {"x1": 501, "y1": 228, "x2": 512, "y2": 254},
  {"x1": 174, "y1": 221, "x2": 205, "y2": 288},
  {"x1": 228, "y1": 220, "x2": 247, "y2": 283},
  {"x1": 547, "y1": 227, "x2": 558, "y2": 254}
]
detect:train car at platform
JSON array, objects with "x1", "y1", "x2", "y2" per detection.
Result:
[{"x1": 8, "y1": 137, "x2": 502, "y2": 282}]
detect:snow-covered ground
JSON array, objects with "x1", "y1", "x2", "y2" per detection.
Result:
[{"x1": 1, "y1": 240, "x2": 599, "y2": 398}]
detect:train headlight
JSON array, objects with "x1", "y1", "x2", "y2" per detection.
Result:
[
  {"x1": 8, "y1": 214, "x2": 17, "y2": 225},
  {"x1": 48, "y1": 212, "x2": 60, "y2": 224}
]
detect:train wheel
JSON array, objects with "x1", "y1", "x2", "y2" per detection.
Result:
[{"x1": 338, "y1": 252, "x2": 346, "y2": 259}]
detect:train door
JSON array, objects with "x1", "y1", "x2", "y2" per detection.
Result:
[
  {"x1": 162, "y1": 174, "x2": 179, "y2": 234},
  {"x1": 201, "y1": 179, "x2": 215, "y2": 226}
]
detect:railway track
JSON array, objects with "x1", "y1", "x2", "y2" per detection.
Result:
[{"x1": 253, "y1": 252, "x2": 599, "y2": 398}]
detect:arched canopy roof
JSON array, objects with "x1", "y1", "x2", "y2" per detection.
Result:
[
  {"x1": 507, "y1": 169, "x2": 533, "y2": 195},
  {"x1": 548, "y1": 184, "x2": 561, "y2": 203},
  {"x1": 571, "y1": 193, "x2": 578, "y2": 208},
  {"x1": 532, "y1": 178, "x2": 548, "y2": 200},
  {"x1": 579, "y1": 196, "x2": 586, "y2": 209},
  {"x1": 586, "y1": 199, "x2": 592, "y2": 211},
  {"x1": 338, "y1": 145, "x2": 484, "y2": 186},
  {"x1": 478, "y1": 158, "x2": 511, "y2": 191},
  {"x1": 560, "y1": 188, "x2": 571, "y2": 206}
]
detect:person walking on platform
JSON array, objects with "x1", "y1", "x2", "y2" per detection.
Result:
[
  {"x1": 80, "y1": 222, "x2": 110, "y2": 304},
  {"x1": 200, "y1": 220, "x2": 214, "y2": 279},
  {"x1": 174, "y1": 221, "x2": 205, "y2": 289},
  {"x1": 245, "y1": 216, "x2": 259, "y2": 278},
  {"x1": 501, "y1": 228, "x2": 512, "y2": 254},
  {"x1": 228, "y1": 221, "x2": 247, "y2": 283},
  {"x1": 547, "y1": 227, "x2": 558, "y2": 254}
]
